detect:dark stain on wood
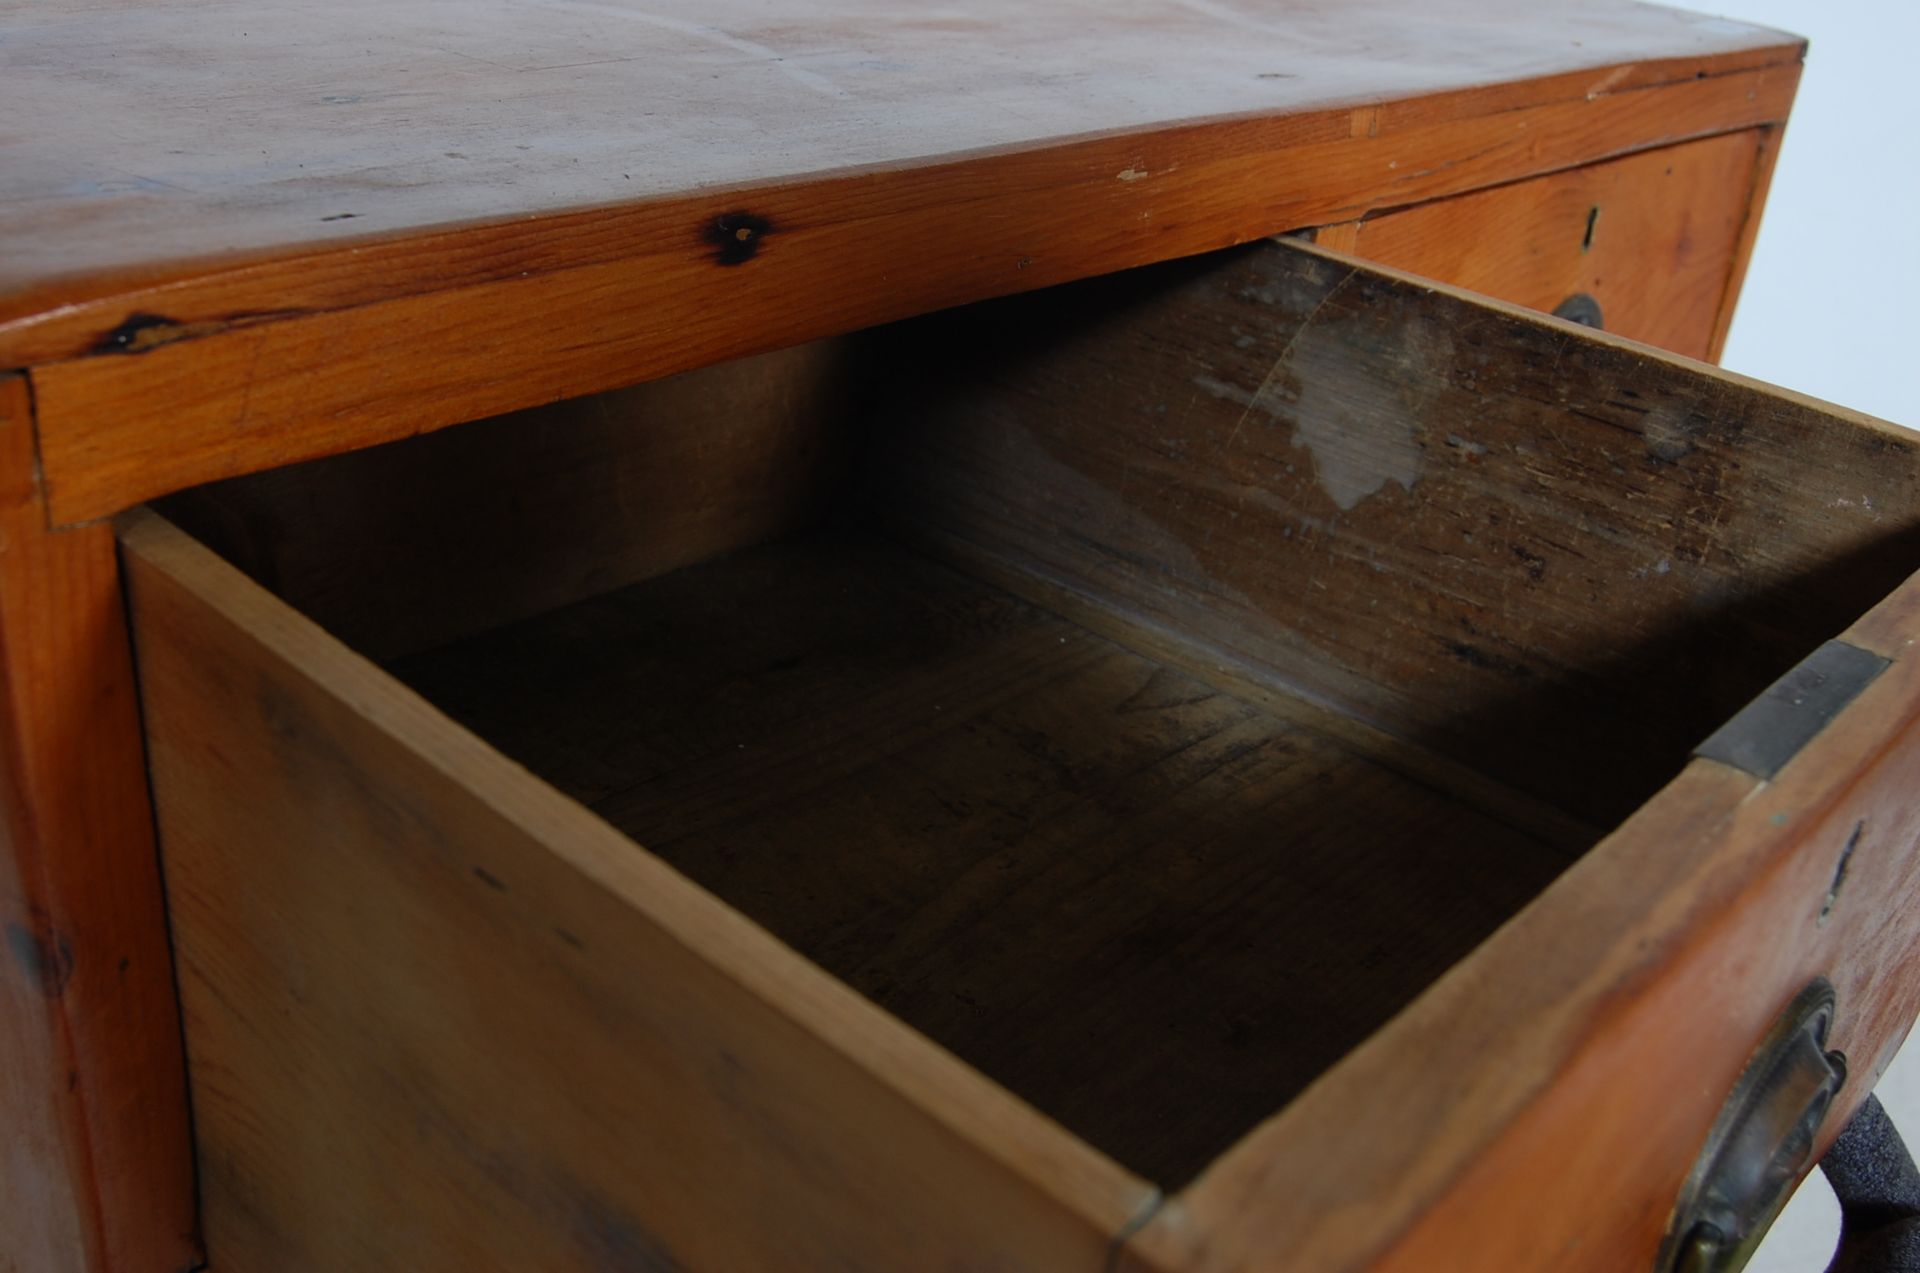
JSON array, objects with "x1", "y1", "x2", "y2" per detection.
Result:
[
  {"x1": 6, "y1": 919, "x2": 75, "y2": 998},
  {"x1": 1444, "y1": 640, "x2": 1535, "y2": 680},
  {"x1": 90, "y1": 309, "x2": 282, "y2": 356},
  {"x1": 562, "y1": 1186, "x2": 687, "y2": 1273},
  {"x1": 703, "y1": 211, "x2": 771, "y2": 266},
  {"x1": 1511, "y1": 545, "x2": 1547, "y2": 581},
  {"x1": 92, "y1": 311, "x2": 194, "y2": 355},
  {"x1": 471, "y1": 866, "x2": 508, "y2": 891}
]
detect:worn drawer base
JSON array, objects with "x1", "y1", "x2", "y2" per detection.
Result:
[{"x1": 389, "y1": 531, "x2": 1573, "y2": 1185}]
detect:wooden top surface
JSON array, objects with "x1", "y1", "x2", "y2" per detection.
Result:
[
  {"x1": 3, "y1": 1, "x2": 1803, "y2": 525},
  {"x1": 3, "y1": 0, "x2": 1790, "y2": 322}
]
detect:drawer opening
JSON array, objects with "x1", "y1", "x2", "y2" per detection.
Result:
[{"x1": 152, "y1": 238, "x2": 1920, "y2": 1188}]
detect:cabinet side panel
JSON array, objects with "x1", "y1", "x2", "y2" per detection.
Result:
[{"x1": 0, "y1": 375, "x2": 197, "y2": 1273}]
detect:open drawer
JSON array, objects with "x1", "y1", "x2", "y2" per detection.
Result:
[{"x1": 119, "y1": 239, "x2": 1920, "y2": 1272}]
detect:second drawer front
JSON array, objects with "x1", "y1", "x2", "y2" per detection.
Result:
[{"x1": 1317, "y1": 129, "x2": 1767, "y2": 360}]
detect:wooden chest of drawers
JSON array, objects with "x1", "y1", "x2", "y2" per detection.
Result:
[{"x1": 4, "y1": 4, "x2": 1913, "y2": 1271}]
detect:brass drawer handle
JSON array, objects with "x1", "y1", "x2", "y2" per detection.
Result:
[{"x1": 1663, "y1": 980, "x2": 1847, "y2": 1272}]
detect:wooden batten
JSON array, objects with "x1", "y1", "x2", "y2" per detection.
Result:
[{"x1": 0, "y1": 377, "x2": 197, "y2": 1273}]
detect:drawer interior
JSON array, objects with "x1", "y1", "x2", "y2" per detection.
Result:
[{"x1": 153, "y1": 238, "x2": 1920, "y2": 1189}]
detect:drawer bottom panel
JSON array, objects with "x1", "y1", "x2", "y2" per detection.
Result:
[{"x1": 387, "y1": 530, "x2": 1573, "y2": 1186}]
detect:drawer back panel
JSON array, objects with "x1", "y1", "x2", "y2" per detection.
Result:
[
  {"x1": 165, "y1": 238, "x2": 1920, "y2": 831},
  {"x1": 859, "y1": 241, "x2": 1920, "y2": 828}
]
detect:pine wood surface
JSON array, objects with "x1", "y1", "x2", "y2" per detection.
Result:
[
  {"x1": 0, "y1": 6, "x2": 1831, "y2": 1269},
  {"x1": 0, "y1": 0, "x2": 1797, "y2": 315},
  {"x1": 1322, "y1": 129, "x2": 1765, "y2": 359},
  {"x1": 155, "y1": 339, "x2": 861, "y2": 661},
  {"x1": 0, "y1": 2, "x2": 1800, "y2": 524},
  {"x1": 0, "y1": 379, "x2": 197, "y2": 1273}
]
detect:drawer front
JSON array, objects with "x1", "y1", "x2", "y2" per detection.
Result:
[{"x1": 1317, "y1": 129, "x2": 1771, "y2": 360}]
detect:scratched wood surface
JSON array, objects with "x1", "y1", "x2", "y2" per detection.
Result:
[
  {"x1": 868, "y1": 239, "x2": 1920, "y2": 830},
  {"x1": 0, "y1": 0, "x2": 1794, "y2": 312},
  {"x1": 0, "y1": 1, "x2": 1801, "y2": 524},
  {"x1": 120, "y1": 510, "x2": 1152, "y2": 1273}
]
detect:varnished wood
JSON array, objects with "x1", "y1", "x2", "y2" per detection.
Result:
[
  {"x1": 867, "y1": 238, "x2": 1920, "y2": 829},
  {"x1": 119, "y1": 509, "x2": 1152, "y2": 1273},
  {"x1": 1325, "y1": 129, "x2": 1764, "y2": 358},
  {"x1": 386, "y1": 534, "x2": 1573, "y2": 1185},
  {"x1": 0, "y1": 381, "x2": 196, "y2": 1272},
  {"x1": 0, "y1": 0, "x2": 1797, "y2": 316},
  {"x1": 0, "y1": 9, "x2": 1799, "y2": 524},
  {"x1": 0, "y1": 381, "x2": 93, "y2": 1273}
]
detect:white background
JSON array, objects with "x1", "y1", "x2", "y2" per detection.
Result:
[{"x1": 1711, "y1": 1, "x2": 1919, "y2": 1267}]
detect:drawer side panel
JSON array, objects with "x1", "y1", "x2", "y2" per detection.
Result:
[{"x1": 119, "y1": 510, "x2": 1148, "y2": 1272}]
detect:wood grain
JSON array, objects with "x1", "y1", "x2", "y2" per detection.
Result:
[
  {"x1": 119, "y1": 509, "x2": 1152, "y2": 1273},
  {"x1": 1121, "y1": 568, "x2": 1920, "y2": 1272},
  {"x1": 0, "y1": 0, "x2": 1797, "y2": 320},
  {"x1": 20, "y1": 54, "x2": 1800, "y2": 525},
  {"x1": 1330, "y1": 129, "x2": 1764, "y2": 358},
  {"x1": 0, "y1": 381, "x2": 196, "y2": 1272},
  {"x1": 866, "y1": 236, "x2": 1920, "y2": 830},
  {"x1": 386, "y1": 534, "x2": 1573, "y2": 1186}
]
